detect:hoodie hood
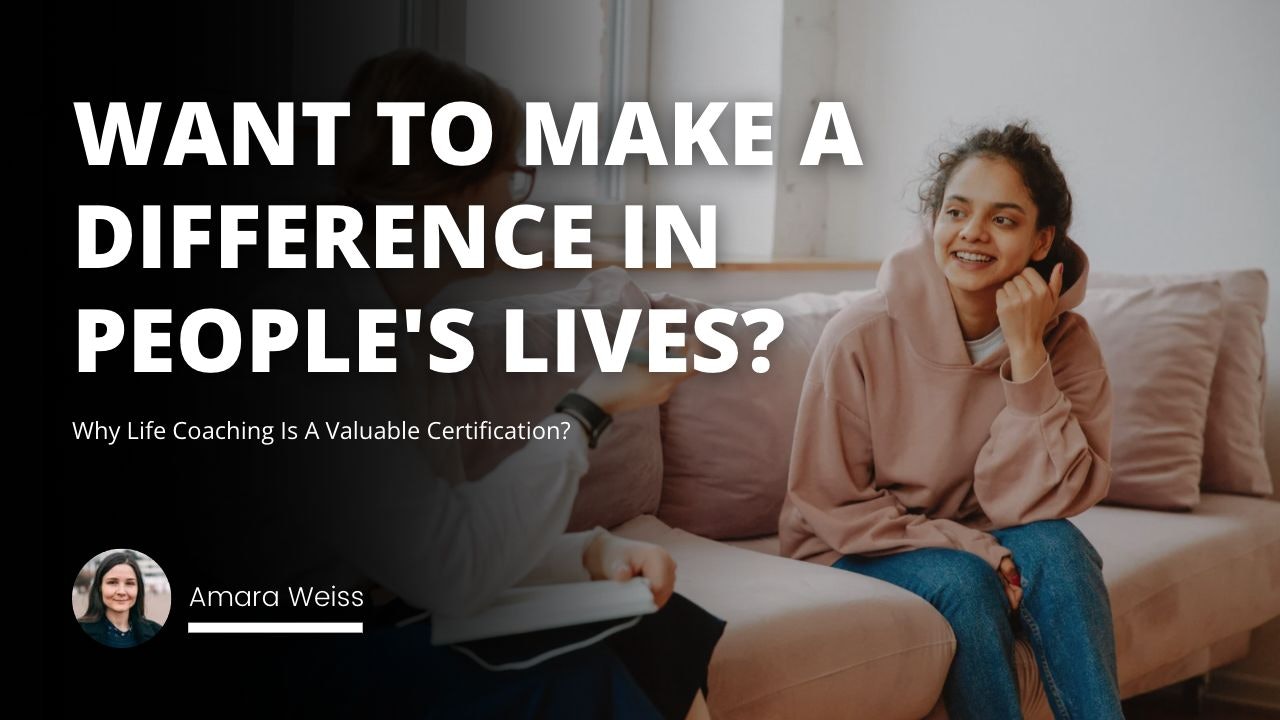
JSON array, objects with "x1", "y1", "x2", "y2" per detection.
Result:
[{"x1": 876, "y1": 228, "x2": 1091, "y2": 368}]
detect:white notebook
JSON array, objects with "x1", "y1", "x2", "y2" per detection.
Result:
[{"x1": 431, "y1": 577, "x2": 658, "y2": 646}]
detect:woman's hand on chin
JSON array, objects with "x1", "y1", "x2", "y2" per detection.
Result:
[
  {"x1": 584, "y1": 532, "x2": 677, "y2": 609},
  {"x1": 997, "y1": 263, "x2": 1063, "y2": 380}
]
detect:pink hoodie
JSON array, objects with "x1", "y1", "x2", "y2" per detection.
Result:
[{"x1": 780, "y1": 232, "x2": 1112, "y2": 570}]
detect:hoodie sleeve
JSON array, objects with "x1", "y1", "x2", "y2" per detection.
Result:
[
  {"x1": 973, "y1": 315, "x2": 1113, "y2": 526},
  {"x1": 786, "y1": 337, "x2": 1012, "y2": 570}
]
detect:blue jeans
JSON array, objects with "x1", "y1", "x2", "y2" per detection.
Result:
[{"x1": 833, "y1": 519, "x2": 1123, "y2": 720}]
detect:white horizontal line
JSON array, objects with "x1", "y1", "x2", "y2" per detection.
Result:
[{"x1": 187, "y1": 622, "x2": 363, "y2": 634}]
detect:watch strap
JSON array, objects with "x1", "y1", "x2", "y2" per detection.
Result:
[{"x1": 555, "y1": 391, "x2": 613, "y2": 448}]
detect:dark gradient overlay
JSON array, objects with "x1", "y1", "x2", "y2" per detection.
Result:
[{"x1": 44, "y1": 3, "x2": 562, "y2": 712}]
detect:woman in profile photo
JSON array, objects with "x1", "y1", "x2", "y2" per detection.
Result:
[
  {"x1": 78, "y1": 552, "x2": 163, "y2": 648},
  {"x1": 782, "y1": 123, "x2": 1122, "y2": 719}
]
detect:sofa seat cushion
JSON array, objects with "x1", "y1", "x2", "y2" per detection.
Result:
[
  {"x1": 612, "y1": 515, "x2": 955, "y2": 720},
  {"x1": 1071, "y1": 493, "x2": 1280, "y2": 691},
  {"x1": 720, "y1": 494, "x2": 1280, "y2": 707}
]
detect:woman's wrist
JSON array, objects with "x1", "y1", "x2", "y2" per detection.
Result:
[
  {"x1": 1006, "y1": 343, "x2": 1048, "y2": 382},
  {"x1": 574, "y1": 378, "x2": 620, "y2": 416},
  {"x1": 582, "y1": 528, "x2": 612, "y2": 580},
  {"x1": 555, "y1": 391, "x2": 613, "y2": 448}
]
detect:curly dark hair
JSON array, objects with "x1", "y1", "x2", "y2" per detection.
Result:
[{"x1": 919, "y1": 123, "x2": 1076, "y2": 281}]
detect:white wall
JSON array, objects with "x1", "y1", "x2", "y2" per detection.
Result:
[
  {"x1": 465, "y1": 0, "x2": 605, "y2": 108},
  {"x1": 773, "y1": 0, "x2": 838, "y2": 258},
  {"x1": 648, "y1": 0, "x2": 785, "y2": 260},
  {"x1": 827, "y1": 0, "x2": 1280, "y2": 478},
  {"x1": 465, "y1": 0, "x2": 608, "y2": 203}
]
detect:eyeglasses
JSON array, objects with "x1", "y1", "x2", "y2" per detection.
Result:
[{"x1": 509, "y1": 164, "x2": 537, "y2": 204}]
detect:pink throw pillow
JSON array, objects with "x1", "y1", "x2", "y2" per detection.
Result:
[
  {"x1": 446, "y1": 268, "x2": 663, "y2": 531},
  {"x1": 1092, "y1": 271, "x2": 1271, "y2": 497},
  {"x1": 654, "y1": 290, "x2": 869, "y2": 539},
  {"x1": 1076, "y1": 281, "x2": 1226, "y2": 510}
]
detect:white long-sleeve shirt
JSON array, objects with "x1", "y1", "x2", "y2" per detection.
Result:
[
  {"x1": 333, "y1": 409, "x2": 600, "y2": 616},
  {"x1": 290, "y1": 269, "x2": 603, "y2": 617}
]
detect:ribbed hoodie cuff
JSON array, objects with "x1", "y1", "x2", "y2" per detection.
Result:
[
  {"x1": 982, "y1": 540, "x2": 1013, "y2": 571},
  {"x1": 999, "y1": 356, "x2": 1060, "y2": 416}
]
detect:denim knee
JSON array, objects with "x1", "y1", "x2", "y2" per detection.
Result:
[
  {"x1": 926, "y1": 551, "x2": 1012, "y2": 627},
  {"x1": 994, "y1": 519, "x2": 1103, "y2": 585}
]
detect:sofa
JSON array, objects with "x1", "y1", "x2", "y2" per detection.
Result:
[{"x1": 451, "y1": 266, "x2": 1280, "y2": 719}]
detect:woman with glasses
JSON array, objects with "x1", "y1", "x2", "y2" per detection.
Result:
[
  {"x1": 281, "y1": 49, "x2": 723, "y2": 720},
  {"x1": 509, "y1": 163, "x2": 537, "y2": 205}
]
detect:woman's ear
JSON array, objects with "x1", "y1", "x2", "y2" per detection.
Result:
[{"x1": 1032, "y1": 226, "x2": 1056, "y2": 262}]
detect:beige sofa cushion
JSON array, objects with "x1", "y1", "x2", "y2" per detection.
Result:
[
  {"x1": 1120, "y1": 631, "x2": 1252, "y2": 699},
  {"x1": 613, "y1": 515, "x2": 954, "y2": 720},
  {"x1": 1072, "y1": 493, "x2": 1280, "y2": 689},
  {"x1": 709, "y1": 494, "x2": 1280, "y2": 714},
  {"x1": 1076, "y1": 282, "x2": 1226, "y2": 510},
  {"x1": 1092, "y1": 270, "x2": 1271, "y2": 497}
]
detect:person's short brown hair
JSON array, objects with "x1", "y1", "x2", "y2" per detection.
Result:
[{"x1": 336, "y1": 49, "x2": 521, "y2": 203}]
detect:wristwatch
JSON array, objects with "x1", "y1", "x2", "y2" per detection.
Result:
[{"x1": 555, "y1": 391, "x2": 613, "y2": 448}]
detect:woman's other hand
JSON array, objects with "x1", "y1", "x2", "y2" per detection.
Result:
[
  {"x1": 998, "y1": 556, "x2": 1024, "y2": 612},
  {"x1": 584, "y1": 532, "x2": 677, "y2": 609}
]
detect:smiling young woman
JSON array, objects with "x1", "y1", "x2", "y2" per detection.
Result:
[
  {"x1": 78, "y1": 552, "x2": 164, "y2": 648},
  {"x1": 931, "y1": 156, "x2": 1057, "y2": 343},
  {"x1": 781, "y1": 123, "x2": 1122, "y2": 720}
]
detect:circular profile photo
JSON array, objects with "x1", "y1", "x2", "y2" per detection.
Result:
[{"x1": 72, "y1": 549, "x2": 170, "y2": 648}]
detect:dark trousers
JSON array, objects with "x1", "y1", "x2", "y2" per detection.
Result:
[{"x1": 287, "y1": 593, "x2": 724, "y2": 719}]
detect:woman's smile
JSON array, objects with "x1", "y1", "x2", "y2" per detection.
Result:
[
  {"x1": 101, "y1": 563, "x2": 139, "y2": 613},
  {"x1": 950, "y1": 249, "x2": 997, "y2": 268}
]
